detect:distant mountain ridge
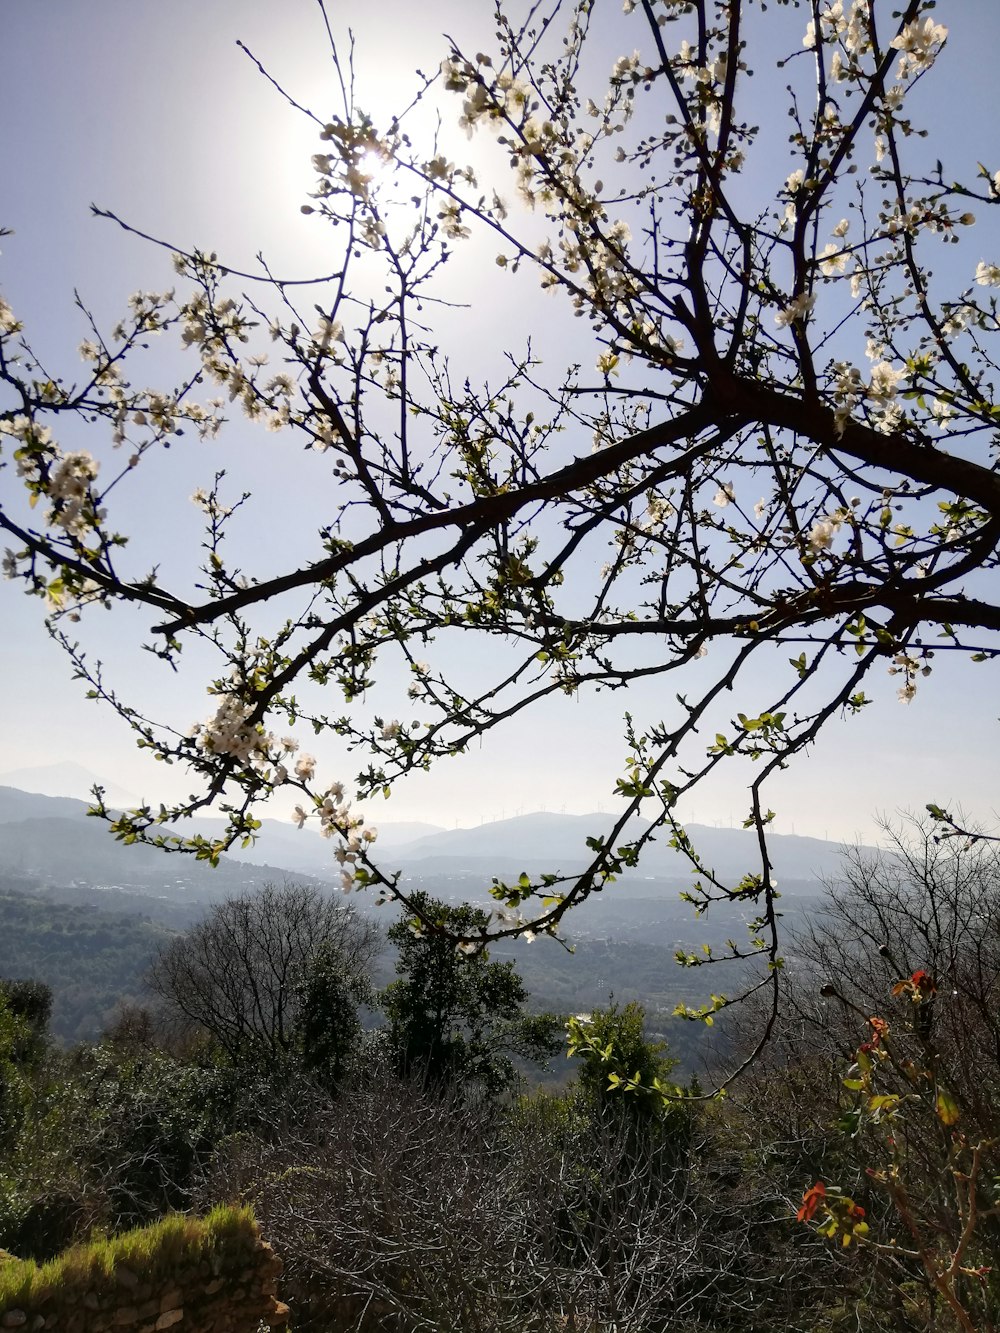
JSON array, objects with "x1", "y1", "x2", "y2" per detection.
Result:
[
  {"x1": 0, "y1": 785, "x2": 444, "y2": 880},
  {"x1": 378, "y1": 809, "x2": 862, "y2": 885},
  {"x1": 0, "y1": 782, "x2": 867, "y2": 894},
  {"x1": 0, "y1": 761, "x2": 140, "y2": 809}
]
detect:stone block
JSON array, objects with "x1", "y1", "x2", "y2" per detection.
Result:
[
  {"x1": 1, "y1": 1312, "x2": 27, "y2": 1329},
  {"x1": 157, "y1": 1293, "x2": 183, "y2": 1316},
  {"x1": 269, "y1": 1300, "x2": 291, "y2": 1328},
  {"x1": 154, "y1": 1313, "x2": 183, "y2": 1332}
]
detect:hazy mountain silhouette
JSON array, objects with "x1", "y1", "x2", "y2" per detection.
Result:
[
  {"x1": 378, "y1": 809, "x2": 861, "y2": 886},
  {"x1": 0, "y1": 785, "x2": 446, "y2": 885},
  {"x1": 0, "y1": 783, "x2": 865, "y2": 903},
  {"x1": 0, "y1": 761, "x2": 140, "y2": 809}
]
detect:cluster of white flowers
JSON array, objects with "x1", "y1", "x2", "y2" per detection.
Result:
[
  {"x1": 830, "y1": 361, "x2": 864, "y2": 436},
  {"x1": 179, "y1": 292, "x2": 272, "y2": 417},
  {"x1": 181, "y1": 293, "x2": 245, "y2": 351},
  {"x1": 407, "y1": 661, "x2": 431, "y2": 701},
  {"x1": 888, "y1": 650, "x2": 930, "y2": 703},
  {"x1": 3, "y1": 413, "x2": 54, "y2": 470},
  {"x1": 611, "y1": 50, "x2": 642, "y2": 82},
  {"x1": 808, "y1": 507, "x2": 849, "y2": 555},
  {"x1": 675, "y1": 42, "x2": 727, "y2": 87},
  {"x1": 881, "y1": 200, "x2": 974, "y2": 241},
  {"x1": 780, "y1": 170, "x2": 808, "y2": 228},
  {"x1": 0, "y1": 295, "x2": 20, "y2": 335},
  {"x1": 492, "y1": 905, "x2": 539, "y2": 944},
  {"x1": 310, "y1": 414, "x2": 344, "y2": 453},
  {"x1": 803, "y1": 2, "x2": 870, "y2": 59},
  {"x1": 775, "y1": 291, "x2": 816, "y2": 328},
  {"x1": 2, "y1": 415, "x2": 105, "y2": 539},
  {"x1": 424, "y1": 154, "x2": 454, "y2": 183},
  {"x1": 868, "y1": 361, "x2": 904, "y2": 401},
  {"x1": 440, "y1": 57, "x2": 532, "y2": 138},
  {"x1": 189, "y1": 487, "x2": 233, "y2": 521},
  {"x1": 46, "y1": 451, "x2": 103, "y2": 538},
  {"x1": 890, "y1": 16, "x2": 947, "y2": 78},
  {"x1": 293, "y1": 783, "x2": 378, "y2": 892},
  {"x1": 867, "y1": 360, "x2": 905, "y2": 433},
  {"x1": 312, "y1": 119, "x2": 393, "y2": 204},
  {"x1": 548, "y1": 218, "x2": 642, "y2": 316},
  {"x1": 191, "y1": 693, "x2": 272, "y2": 767},
  {"x1": 941, "y1": 302, "x2": 979, "y2": 338},
  {"x1": 437, "y1": 201, "x2": 471, "y2": 240},
  {"x1": 929, "y1": 396, "x2": 955, "y2": 431},
  {"x1": 77, "y1": 338, "x2": 104, "y2": 365},
  {"x1": 975, "y1": 261, "x2": 1000, "y2": 288},
  {"x1": 672, "y1": 42, "x2": 731, "y2": 132},
  {"x1": 123, "y1": 288, "x2": 173, "y2": 336},
  {"x1": 191, "y1": 695, "x2": 378, "y2": 892},
  {"x1": 440, "y1": 50, "x2": 642, "y2": 317},
  {"x1": 643, "y1": 494, "x2": 676, "y2": 530},
  {"x1": 713, "y1": 482, "x2": 735, "y2": 508},
  {"x1": 314, "y1": 314, "x2": 346, "y2": 354},
  {"x1": 677, "y1": 40, "x2": 730, "y2": 130}
]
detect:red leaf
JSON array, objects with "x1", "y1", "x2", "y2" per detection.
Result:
[{"x1": 797, "y1": 1181, "x2": 826, "y2": 1222}]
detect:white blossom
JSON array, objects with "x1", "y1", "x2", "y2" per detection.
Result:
[
  {"x1": 0, "y1": 296, "x2": 21, "y2": 333},
  {"x1": 808, "y1": 509, "x2": 847, "y2": 554},
  {"x1": 890, "y1": 17, "x2": 947, "y2": 77},
  {"x1": 868, "y1": 361, "x2": 904, "y2": 402},
  {"x1": 930, "y1": 397, "x2": 955, "y2": 430},
  {"x1": 315, "y1": 315, "x2": 346, "y2": 351},
  {"x1": 819, "y1": 243, "x2": 848, "y2": 276},
  {"x1": 775, "y1": 292, "x2": 816, "y2": 327}
]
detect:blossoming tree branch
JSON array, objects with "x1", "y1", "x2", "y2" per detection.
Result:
[{"x1": 1, "y1": 0, "x2": 997, "y2": 1014}]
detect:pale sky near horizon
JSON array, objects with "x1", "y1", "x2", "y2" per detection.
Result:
[{"x1": 1, "y1": 0, "x2": 999, "y2": 845}]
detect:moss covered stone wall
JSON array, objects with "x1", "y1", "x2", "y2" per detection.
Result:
[{"x1": 0, "y1": 1205, "x2": 288, "y2": 1332}]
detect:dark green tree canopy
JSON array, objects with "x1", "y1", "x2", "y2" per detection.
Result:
[{"x1": 384, "y1": 892, "x2": 561, "y2": 1094}]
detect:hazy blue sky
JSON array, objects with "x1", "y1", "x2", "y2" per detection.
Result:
[{"x1": 2, "y1": 1, "x2": 998, "y2": 843}]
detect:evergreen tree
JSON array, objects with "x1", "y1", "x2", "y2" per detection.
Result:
[{"x1": 384, "y1": 892, "x2": 561, "y2": 1096}]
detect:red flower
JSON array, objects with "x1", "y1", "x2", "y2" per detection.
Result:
[
  {"x1": 892, "y1": 971, "x2": 938, "y2": 1001},
  {"x1": 911, "y1": 969, "x2": 937, "y2": 995}
]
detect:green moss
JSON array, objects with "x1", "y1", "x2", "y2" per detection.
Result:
[{"x1": 0, "y1": 1204, "x2": 257, "y2": 1311}]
